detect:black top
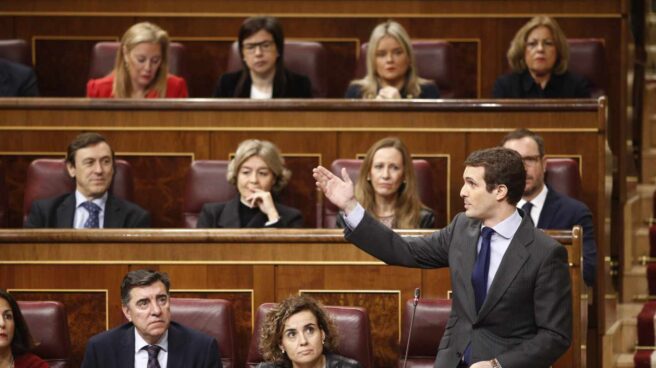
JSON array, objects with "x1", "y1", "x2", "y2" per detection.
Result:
[
  {"x1": 256, "y1": 353, "x2": 361, "y2": 368},
  {"x1": 213, "y1": 68, "x2": 312, "y2": 98},
  {"x1": 345, "y1": 82, "x2": 439, "y2": 99},
  {"x1": 336, "y1": 207, "x2": 435, "y2": 229},
  {"x1": 492, "y1": 69, "x2": 590, "y2": 98},
  {"x1": 0, "y1": 58, "x2": 39, "y2": 97},
  {"x1": 196, "y1": 197, "x2": 304, "y2": 228}
]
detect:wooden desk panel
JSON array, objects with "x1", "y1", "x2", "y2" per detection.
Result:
[{"x1": 0, "y1": 228, "x2": 581, "y2": 367}]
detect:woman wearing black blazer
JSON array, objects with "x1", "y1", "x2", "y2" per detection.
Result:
[
  {"x1": 196, "y1": 139, "x2": 303, "y2": 228},
  {"x1": 213, "y1": 16, "x2": 312, "y2": 99}
]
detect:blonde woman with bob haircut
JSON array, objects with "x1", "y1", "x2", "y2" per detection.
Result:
[
  {"x1": 336, "y1": 137, "x2": 434, "y2": 229},
  {"x1": 87, "y1": 22, "x2": 189, "y2": 98},
  {"x1": 493, "y1": 15, "x2": 590, "y2": 98},
  {"x1": 346, "y1": 20, "x2": 439, "y2": 99},
  {"x1": 196, "y1": 139, "x2": 303, "y2": 228}
]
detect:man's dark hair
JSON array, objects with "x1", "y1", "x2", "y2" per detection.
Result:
[
  {"x1": 464, "y1": 147, "x2": 526, "y2": 205},
  {"x1": 500, "y1": 128, "x2": 545, "y2": 157},
  {"x1": 120, "y1": 269, "x2": 170, "y2": 305},
  {"x1": 66, "y1": 132, "x2": 115, "y2": 167}
]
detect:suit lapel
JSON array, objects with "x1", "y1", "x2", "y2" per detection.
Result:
[
  {"x1": 104, "y1": 195, "x2": 121, "y2": 228},
  {"x1": 452, "y1": 218, "x2": 481, "y2": 322},
  {"x1": 167, "y1": 322, "x2": 186, "y2": 368},
  {"x1": 537, "y1": 188, "x2": 558, "y2": 228},
  {"x1": 218, "y1": 198, "x2": 242, "y2": 228},
  {"x1": 0, "y1": 66, "x2": 9, "y2": 96},
  {"x1": 56, "y1": 193, "x2": 76, "y2": 228},
  {"x1": 476, "y1": 216, "x2": 531, "y2": 321},
  {"x1": 120, "y1": 324, "x2": 136, "y2": 368}
]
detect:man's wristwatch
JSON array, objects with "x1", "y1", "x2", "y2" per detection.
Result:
[{"x1": 489, "y1": 358, "x2": 501, "y2": 368}]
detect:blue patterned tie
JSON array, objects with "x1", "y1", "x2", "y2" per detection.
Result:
[
  {"x1": 521, "y1": 201, "x2": 533, "y2": 219},
  {"x1": 144, "y1": 345, "x2": 161, "y2": 368},
  {"x1": 472, "y1": 227, "x2": 495, "y2": 313},
  {"x1": 464, "y1": 227, "x2": 495, "y2": 365},
  {"x1": 81, "y1": 201, "x2": 101, "y2": 228}
]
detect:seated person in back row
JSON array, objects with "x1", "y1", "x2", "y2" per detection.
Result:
[
  {"x1": 86, "y1": 22, "x2": 188, "y2": 98},
  {"x1": 493, "y1": 16, "x2": 590, "y2": 98},
  {"x1": 196, "y1": 139, "x2": 303, "y2": 228},
  {"x1": 213, "y1": 16, "x2": 312, "y2": 98},
  {"x1": 24, "y1": 132, "x2": 150, "y2": 228},
  {"x1": 346, "y1": 20, "x2": 439, "y2": 99},
  {"x1": 0, "y1": 58, "x2": 39, "y2": 97},
  {"x1": 82, "y1": 269, "x2": 222, "y2": 368}
]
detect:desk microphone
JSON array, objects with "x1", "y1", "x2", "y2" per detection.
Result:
[{"x1": 402, "y1": 288, "x2": 421, "y2": 368}]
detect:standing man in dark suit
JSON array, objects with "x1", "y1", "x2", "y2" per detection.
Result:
[
  {"x1": 82, "y1": 269, "x2": 221, "y2": 368},
  {"x1": 0, "y1": 58, "x2": 39, "y2": 97},
  {"x1": 502, "y1": 128, "x2": 596, "y2": 286},
  {"x1": 313, "y1": 147, "x2": 571, "y2": 368},
  {"x1": 24, "y1": 132, "x2": 150, "y2": 228}
]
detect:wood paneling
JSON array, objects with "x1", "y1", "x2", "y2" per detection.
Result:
[{"x1": 0, "y1": 228, "x2": 582, "y2": 368}]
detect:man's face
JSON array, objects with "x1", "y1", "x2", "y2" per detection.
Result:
[
  {"x1": 503, "y1": 137, "x2": 546, "y2": 199},
  {"x1": 460, "y1": 166, "x2": 505, "y2": 226},
  {"x1": 122, "y1": 281, "x2": 171, "y2": 344},
  {"x1": 66, "y1": 142, "x2": 114, "y2": 199}
]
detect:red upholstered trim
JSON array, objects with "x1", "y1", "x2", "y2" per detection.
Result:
[
  {"x1": 637, "y1": 302, "x2": 656, "y2": 346},
  {"x1": 634, "y1": 349, "x2": 654, "y2": 368}
]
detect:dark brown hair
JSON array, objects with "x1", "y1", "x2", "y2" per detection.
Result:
[
  {"x1": 463, "y1": 147, "x2": 526, "y2": 205},
  {"x1": 120, "y1": 269, "x2": 170, "y2": 305},
  {"x1": 0, "y1": 289, "x2": 37, "y2": 356},
  {"x1": 500, "y1": 128, "x2": 545, "y2": 157},
  {"x1": 66, "y1": 132, "x2": 115, "y2": 167}
]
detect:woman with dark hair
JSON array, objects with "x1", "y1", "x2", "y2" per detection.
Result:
[
  {"x1": 0, "y1": 290, "x2": 48, "y2": 368},
  {"x1": 336, "y1": 137, "x2": 434, "y2": 229},
  {"x1": 493, "y1": 15, "x2": 590, "y2": 98},
  {"x1": 257, "y1": 295, "x2": 361, "y2": 368},
  {"x1": 213, "y1": 16, "x2": 312, "y2": 98}
]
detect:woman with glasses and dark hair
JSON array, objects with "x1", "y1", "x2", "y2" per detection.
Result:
[
  {"x1": 213, "y1": 16, "x2": 312, "y2": 98},
  {"x1": 493, "y1": 15, "x2": 590, "y2": 98},
  {"x1": 0, "y1": 290, "x2": 48, "y2": 368}
]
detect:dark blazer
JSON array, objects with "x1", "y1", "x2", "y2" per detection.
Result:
[
  {"x1": 345, "y1": 82, "x2": 439, "y2": 99},
  {"x1": 492, "y1": 69, "x2": 590, "y2": 98},
  {"x1": 24, "y1": 192, "x2": 151, "y2": 228},
  {"x1": 345, "y1": 211, "x2": 571, "y2": 368},
  {"x1": 537, "y1": 187, "x2": 596, "y2": 286},
  {"x1": 0, "y1": 58, "x2": 39, "y2": 97},
  {"x1": 196, "y1": 197, "x2": 303, "y2": 228},
  {"x1": 336, "y1": 207, "x2": 435, "y2": 229},
  {"x1": 256, "y1": 353, "x2": 361, "y2": 368},
  {"x1": 86, "y1": 74, "x2": 189, "y2": 98},
  {"x1": 81, "y1": 321, "x2": 221, "y2": 368},
  {"x1": 213, "y1": 69, "x2": 312, "y2": 98}
]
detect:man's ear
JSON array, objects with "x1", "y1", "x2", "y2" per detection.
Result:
[
  {"x1": 66, "y1": 162, "x2": 76, "y2": 179},
  {"x1": 495, "y1": 184, "x2": 509, "y2": 202},
  {"x1": 122, "y1": 305, "x2": 132, "y2": 322}
]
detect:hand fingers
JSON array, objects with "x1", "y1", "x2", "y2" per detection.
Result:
[{"x1": 340, "y1": 167, "x2": 352, "y2": 184}]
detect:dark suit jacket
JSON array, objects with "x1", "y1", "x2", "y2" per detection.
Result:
[
  {"x1": 345, "y1": 211, "x2": 571, "y2": 368},
  {"x1": 213, "y1": 69, "x2": 312, "y2": 98},
  {"x1": 0, "y1": 58, "x2": 39, "y2": 97},
  {"x1": 492, "y1": 70, "x2": 590, "y2": 98},
  {"x1": 81, "y1": 321, "x2": 221, "y2": 368},
  {"x1": 256, "y1": 353, "x2": 361, "y2": 368},
  {"x1": 538, "y1": 187, "x2": 596, "y2": 286},
  {"x1": 24, "y1": 192, "x2": 151, "y2": 228},
  {"x1": 345, "y1": 82, "x2": 439, "y2": 99},
  {"x1": 196, "y1": 197, "x2": 303, "y2": 228},
  {"x1": 86, "y1": 74, "x2": 189, "y2": 98}
]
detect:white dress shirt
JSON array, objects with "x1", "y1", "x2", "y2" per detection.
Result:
[
  {"x1": 516, "y1": 185, "x2": 548, "y2": 226},
  {"x1": 134, "y1": 329, "x2": 169, "y2": 368},
  {"x1": 73, "y1": 191, "x2": 108, "y2": 229}
]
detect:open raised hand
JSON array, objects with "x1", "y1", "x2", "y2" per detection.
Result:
[{"x1": 312, "y1": 166, "x2": 358, "y2": 214}]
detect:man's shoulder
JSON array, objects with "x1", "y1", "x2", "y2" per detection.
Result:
[
  {"x1": 32, "y1": 192, "x2": 74, "y2": 208},
  {"x1": 88, "y1": 322, "x2": 132, "y2": 345},
  {"x1": 169, "y1": 320, "x2": 215, "y2": 343},
  {"x1": 108, "y1": 194, "x2": 148, "y2": 213},
  {"x1": 546, "y1": 187, "x2": 590, "y2": 212}
]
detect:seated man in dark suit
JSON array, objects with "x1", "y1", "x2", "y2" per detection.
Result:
[
  {"x1": 82, "y1": 269, "x2": 222, "y2": 368},
  {"x1": 24, "y1": 132, "x2": 150, "y2": 228},
  {"x1": 0, "y1": 58, "x2": 39, "y2": 97},
  {"x1": 502, "y1": 128, "x2": 596, "y2": 286}
]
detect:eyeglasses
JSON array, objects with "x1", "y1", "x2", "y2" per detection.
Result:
[
  {"x1": 521, "y1": 155, "x2": 543, "y2": 166},
  {"x1": 243, "y1": 40, "x2": 275, "y2": 54},
  {"x1": 526, "y1": 39, "x2": 555, "y2": 49}
]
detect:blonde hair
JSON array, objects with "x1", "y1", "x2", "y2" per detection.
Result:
[
  {"x1": 113, "y1": 22, "x2": 170, "y2": 98},
  {"x1": 355, "y1": 137, "x2": 427, "y2": 228},
  {"x1": 350, "y1": 20, "x2": 430, "y2": 99},
  {"x1": 506, "y1": 16, "x2": 570, "y2": 75},
  {"x1": 226, "y1": 139, "x2": 291, "y2": 193}
]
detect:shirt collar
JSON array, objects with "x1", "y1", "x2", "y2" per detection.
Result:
[
  {"x1": 517, "y1": 185, "x2": 548, "y2": 210},
  {"x1": 75, "y1": 190, "x2": 108, "y2": 210},
  {"x1": 485, "y1": 209, "x2": 522, "y2": 240},
  {"x1": 134, "y1": 327, "x2": 169, "y2": 353}
]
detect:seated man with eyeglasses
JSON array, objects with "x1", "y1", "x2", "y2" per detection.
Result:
[
  {"x1": 81, "y1": 270, "x2": 222, "y2": 368},
  {"x1": 502, "y1": 129, "x2": 596, "y2": 287},
  {"x1": 213, "y1": 16, "x2": 312, "y2": 99}
]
